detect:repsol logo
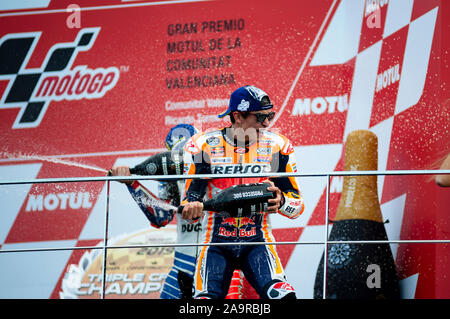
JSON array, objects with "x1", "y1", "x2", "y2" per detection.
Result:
[
  {"x1": 211, "y1": 164, "x2": 271, "y2": 174},
  {"x1": 291, "y1": 94, "x2": 349, "y2": 116},
  {"x1": 0, "y1": 27, "x2": 119, "y2": 128}
]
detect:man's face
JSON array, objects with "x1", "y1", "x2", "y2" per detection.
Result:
[{"x1": 232, "y1": 110, "x2": 275, "y2": 141}]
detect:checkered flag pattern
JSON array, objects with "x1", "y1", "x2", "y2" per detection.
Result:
[{"x1": 0, "y1": 28, "x2": 98, "y2": 126}]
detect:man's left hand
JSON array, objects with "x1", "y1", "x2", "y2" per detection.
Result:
[{"x1": 265, "y1": 180, "x2": 284, "y2": 213}]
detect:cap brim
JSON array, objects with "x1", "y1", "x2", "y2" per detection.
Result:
[{"x1": 218, "y1": 109, "x2": 231, "y2": 118}]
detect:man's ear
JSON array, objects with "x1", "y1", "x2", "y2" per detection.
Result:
[{"x1": 232, "y1": 112, "x2": 241, "y2": 124}]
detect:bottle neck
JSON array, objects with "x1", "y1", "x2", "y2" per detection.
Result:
[
  {"x1": 335, "y1": 173, "x2": 382, "y2": 222},
  {"x1": 334, "y1": 130, "x2": 383, "y2": 223}
]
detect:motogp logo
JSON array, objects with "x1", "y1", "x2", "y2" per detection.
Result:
[{"x1": 0, "y1": 27, "x2": 119, "y2": 128}]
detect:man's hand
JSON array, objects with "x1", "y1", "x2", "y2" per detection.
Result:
[
  {"x1": 436, "y1": 153, "x2": 450, "y2": 187},
  {"x1": 109, "y1": 166, "x2": 134, "y2": 185},
  {"x1": 181, "y1": 201, "x2": 204, "y2": 220},
  {"x1": 265, "y1": 180, "x2": 284, "y2": 213}
]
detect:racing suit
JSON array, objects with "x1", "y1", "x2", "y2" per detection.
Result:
[
  {"x1": 127, "y1": 168, "x2": 244, "y2": 298},
  {"x1": 182, "y1": 128, "x2": 304, "y2": 299},
  {"x1": 127, "y1": 179, "x2": 201, "y2": 298}
]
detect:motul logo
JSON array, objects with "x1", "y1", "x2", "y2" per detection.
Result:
[
  {"x1": 375, "y1": 63, "x2": 400, "y2": 93},
  {"x1": 291, "y1": 94, "x2": 349, "y2": 116},
  {"x1": 26, "y1": 192, "x2": 93, "y2": 212},
  {"x1": 0, "y1": 27, "x2": 119, "y2": 128}
]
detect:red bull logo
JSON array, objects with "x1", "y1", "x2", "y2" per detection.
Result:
[
  {"x1": 239, "y1": 217, "x2": 255, "y2": 228},
  {"x1": 219, "y1": 217, "x2": 256, "y2": 238},
  {"x1": 221, "y1": 217, "x2": 255, "y2": 228},
  {"x1": 221, "y1": 217, "x2": 238, "y2": 227}
]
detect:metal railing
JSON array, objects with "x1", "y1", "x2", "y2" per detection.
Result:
[{"x1": 1, "y1": 169, "x2": 449, "y2": 299}]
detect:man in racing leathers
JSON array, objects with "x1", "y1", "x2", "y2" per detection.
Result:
[
  {"x1": 110, "y1": 124, "x2": 201, "y2": 298},
  {"x1": 110, "y1": 124, "x2": 243, "y2": 299},
  {"x1": 180, "y1": 85, "x2": 305, "y2": 299}
]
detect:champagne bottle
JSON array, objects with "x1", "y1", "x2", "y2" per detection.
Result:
[
  {"x1": 178, "y1": 182, "x2": 275, "y2": 217},
  {"x1": 314, "y1": 130, "x2": 399, "y2": 299},
  {"x1": 130, "y1": 150, "x2": 183, "y2": 176}
]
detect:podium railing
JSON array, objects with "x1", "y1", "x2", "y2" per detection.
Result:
[{"x1": 1, "y1": 169, "x2": 449, "y2": 299}]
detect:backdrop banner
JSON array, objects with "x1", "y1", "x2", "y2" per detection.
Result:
[{"x1": 0, "y1": 0, "x2": 449, "y2": 299}]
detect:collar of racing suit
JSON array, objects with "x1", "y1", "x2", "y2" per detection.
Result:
[{"x1": 220, "y1": 127, "x2": 259, "y2": 148}]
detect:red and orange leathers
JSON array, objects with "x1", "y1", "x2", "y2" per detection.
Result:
[{"x1": 182, "y1": 127, "x2": 304, "y2": 299}]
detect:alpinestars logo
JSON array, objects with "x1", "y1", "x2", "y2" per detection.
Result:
[{"x1": 0, "y1": 27, "x2": 119, "y2": 128}]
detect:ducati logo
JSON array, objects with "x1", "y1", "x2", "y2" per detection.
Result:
[{"x1": 0, "y1": 27, "x2": 119, "y2": 128}]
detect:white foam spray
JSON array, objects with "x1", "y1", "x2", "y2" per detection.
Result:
[{"x1": 1, "y1": 152, "x2": 108, "y2": 173}]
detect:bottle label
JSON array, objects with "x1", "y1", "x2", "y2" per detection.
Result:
[{"x1": 145, "y1": 163, "x2": 157, "y2": 175}]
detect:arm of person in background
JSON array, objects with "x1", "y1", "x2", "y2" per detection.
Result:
[
  {"x1": 180, "y1": 136, "x2": 209, "y2": 221},
  {"x1": 109, "y1": 166, "x2": 175, "y2": 228},
  {"x1": 436, "y1": 153, "x2": 450, "y2": 187}
]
